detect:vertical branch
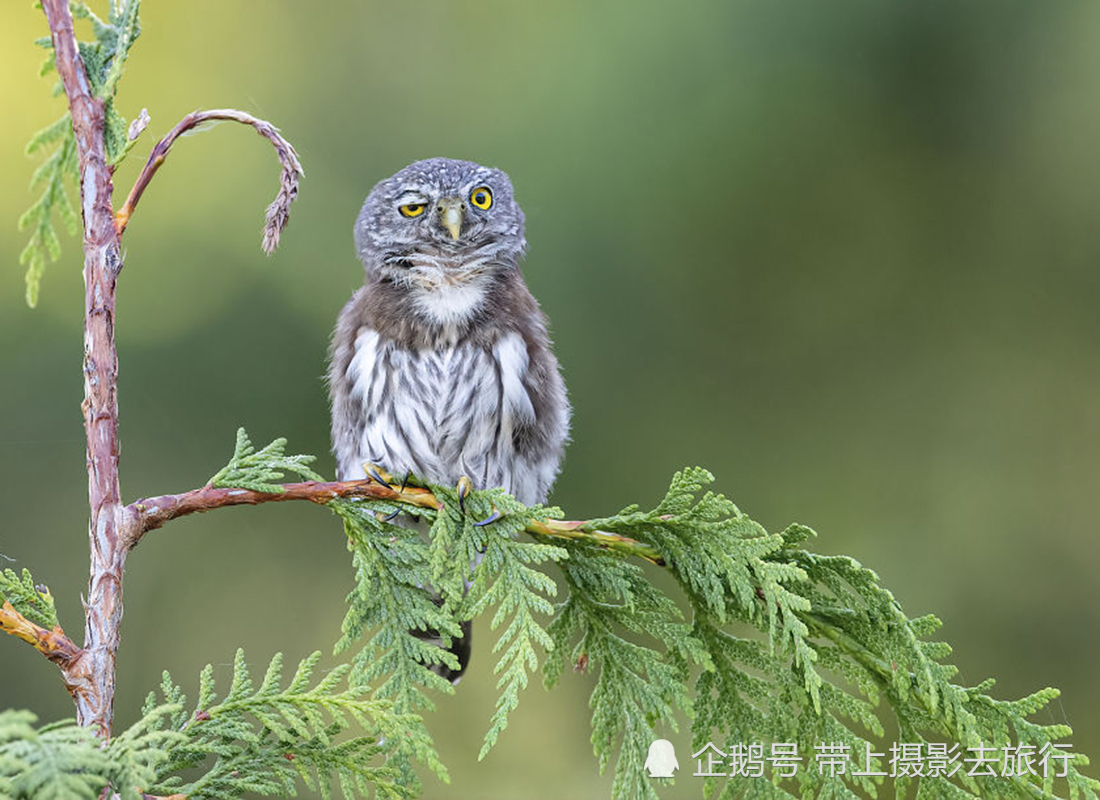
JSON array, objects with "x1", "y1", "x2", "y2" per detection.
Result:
[
  {"x1": 36, "y1": 2, "x2": 302, "y2": 739},
  {"x1": 41, "y1": 0, "x2": 131, "y2": 737}
]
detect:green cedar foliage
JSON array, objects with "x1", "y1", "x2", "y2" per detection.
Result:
[
  {"x1": 20, "y1": 0, "x2": 142, "y2": 307},
  {"x1": 198, "y1": 432, "x2": 1100, "y2": 800},
  {"x1": 330, "y1": 497, "x2": 459, "y2": 788},
  {"x1": 0, "y1": 651, "x2": 409, "y2": 800},
  {"x1": 209, "y1": 427, "x2": 324, "y2": 491},
  {"x1": 0, "y1": 705, "x2": 182, "y2": 800},
  {"x1": 5, "y1": 432, "x2": 1100, "y2": 800},
  {"x1": 140, "y1": 650, "x2": 411, "y2": 799},
  {"x1": 0, "y1": 569, "x2": 57, "y2": 630},
  {"x1": 452, "y1": 489, "x2": 566, "y2": 761}
]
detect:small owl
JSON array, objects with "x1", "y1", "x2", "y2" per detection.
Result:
[{"x1": 328, "y1": 158, "x2": 570, "y2": 680}]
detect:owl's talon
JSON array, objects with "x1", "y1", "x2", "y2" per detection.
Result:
[
  {"x1": 364, "y1": 463, "x2": 393, "y2": 489},
  {"x1": 398, "y1": 470, "x2": 412, "y2": 493},
  {"x1": 380, "y1": 508, "x2": 401, "y2": 523},
  {"x1": 456, "y1": 476, "x2": 473, "y2": 513},
  {"x1": 473, "y1": 508, "x2": 504, "y2": 527}
]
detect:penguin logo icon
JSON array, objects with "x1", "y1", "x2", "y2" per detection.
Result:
[{"x1": 644, "y1": 739, "x2": 679, "y2": 778}]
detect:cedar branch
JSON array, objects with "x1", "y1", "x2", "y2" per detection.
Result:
[
  {"x1": 126, "y1": 478, "x2": 438, "y2": 549},
  {"x1": 0, "y1": 600, "x2": 92, "y2": 707},
  {"x1": 0, "y1": 601, "x2": 83, "y2": 669},
  {"x1": 38, "y1": 0, "x2": 308, "y2": 736},
  {"x1": 115, "y1": 109, "x2": 303, "y2": 252},
  {"x1": 41, "y1": 0, "x2": 126, "y2": 737},
  {"x1": 126, "y1": 478, "x2": 665, "y2": 565}
]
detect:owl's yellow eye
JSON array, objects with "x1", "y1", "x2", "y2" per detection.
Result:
[
  {"x1": 470, "y1": 187, "x2": 493, "y2": 210},
  {"x1": 399, "y1": 203, "x2": 425, "y2": 218}
]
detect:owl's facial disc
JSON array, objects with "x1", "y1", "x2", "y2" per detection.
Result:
[
  {"x1": 355, "y1": 159, "x2": 526, "y2": 298},
  {"x1": 437, "y1": 197, "x2": 464, "y2": 241}
]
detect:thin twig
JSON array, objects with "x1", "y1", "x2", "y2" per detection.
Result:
[
  {"x1": 115, "y1": 109, "x2": 303, "y2": 252},
  {"x1": 0, "y1": 600, "x2": 92, "y2": 706},
  {"x1": 126, "y1": 478, "x2": 440, "y2": 548},
  {"x1": 127, "y1": 478, "x2": 666, "y2": 565},
  {"x1": 0, "y1": 601, "x2": 83, "y2": 668},
  {"x1": 527, "y1": 518, "x2": 665, "y2": 565}
]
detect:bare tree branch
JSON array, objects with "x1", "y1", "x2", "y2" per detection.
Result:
[
  {"x1": 527, "y1": 517, "x2": 665, "y2": 565},
  {"x1": 114, "y1": 109, "x2": 304, "y2": 252},
  {"x1": 126, "y1": 478, "x2": 438, "y2": 548},
  {"x1": 126, "y1": 478, "x2": 665, "y2": 565},
  {"x1": 0, "y1": 600, "x2": 92, "y2": 707},
  {"x1": 41, "y1": 0, "x2": 128, "y2": 738},
  {"x1": 37, "y1": 0, "x2": 310, "y2": 738},
  {"x1": 0, "y1": 601, "x2": 83, "y2": 668}
]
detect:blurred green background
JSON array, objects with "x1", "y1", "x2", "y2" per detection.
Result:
[{"x1": 3, "y1": 1, "x2": 1100, "y2": 797}]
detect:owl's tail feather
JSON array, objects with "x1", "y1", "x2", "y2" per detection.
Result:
[
  {"x1": 412, "y1": 595, "x2": 472, "y2": 683},
  {"x1": 404, "y1": 512, "x2": 482, "y2": 684}
]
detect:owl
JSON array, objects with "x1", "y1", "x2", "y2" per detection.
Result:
[{"x1": 328, "y1": 158, "x2": 570, "y2": 681}]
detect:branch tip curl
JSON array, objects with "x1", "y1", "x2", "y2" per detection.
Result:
[{"x1": 115, "y1": 109, "x2": 303, "y2": 252}]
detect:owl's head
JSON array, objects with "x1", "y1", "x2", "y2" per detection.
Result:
[{"x1": 354, "y1": 158, "x2": 526, "y2": 288}]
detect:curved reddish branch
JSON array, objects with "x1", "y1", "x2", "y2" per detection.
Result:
[
  {"x1": 115, "y1": 109, "x2": 304, "y2": 252},
  {"x1": 126, "y1": 478, "x2": 440, "y2": 548},
  {"x1": 126, "y1": 478, "x2": 665, "y2": 565}
]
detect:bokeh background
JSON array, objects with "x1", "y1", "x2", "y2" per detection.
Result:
[{"x1": 3, "y1": 2, "x2": 1100, "y2": 798}]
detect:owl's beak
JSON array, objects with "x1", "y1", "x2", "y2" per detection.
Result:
[{"x1": 438, "y1": 198, "x2": 464, "y2": 241}]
